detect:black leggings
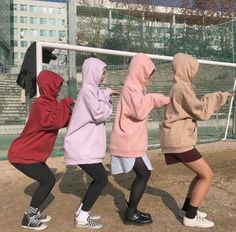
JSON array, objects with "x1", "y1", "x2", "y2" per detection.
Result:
[
  {"x1": 79, "y1": 163, "x2": 108, "y2": 212},
  {"x1": 12, "y1": 163, "x2": 56, "y2": 209},
  {"x1": 128, "y1": 157, "x2": 151, "y2": 209}
]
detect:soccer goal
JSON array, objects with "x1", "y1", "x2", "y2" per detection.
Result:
[{"x1": 35, "y1": 41, "x2": 236, "y2": 144}]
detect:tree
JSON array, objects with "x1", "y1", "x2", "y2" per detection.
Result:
[{"x1": 76, "y1": 0, "x2": 108, "y2": 47}]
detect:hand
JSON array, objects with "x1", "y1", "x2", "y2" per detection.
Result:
[
  {"x1": 110, "y1": 89, "x2": 120, "y2": 96},
  {"x1": 227, "y1": 92, "x2": 234, "y2": 97}
]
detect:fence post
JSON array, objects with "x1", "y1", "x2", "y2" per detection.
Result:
[
  {"x1": 67, "y1": 0, "x2": 77, "y2": 99},
  {"x1": 232, "y1": 19, "x2": 236, "y2": 138}
]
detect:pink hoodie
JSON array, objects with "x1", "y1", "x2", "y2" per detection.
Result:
[
  {"x1": 64, "y1": 58, "x2": 112, "y2": 165},
  {"x1": 110, "y1": 53, "x2": 170, "y2": 157}
]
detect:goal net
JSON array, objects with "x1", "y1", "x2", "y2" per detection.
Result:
[{"x1": 36, "y1": 41, "x2": 236, "y2": 150}]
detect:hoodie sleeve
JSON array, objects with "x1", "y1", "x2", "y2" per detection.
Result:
[
  {"x1": 125, "y1": 87, "x2": 170, "y2": 121},
  {"x1": 84, "y1": 90, "x2": 112, "y2": 123},
  {"x1": 180, "y1": 89, "x2": 231, "y2": 121},
  {"x1": 39, "y1": 98, "x2": 73, "y2": 130}
]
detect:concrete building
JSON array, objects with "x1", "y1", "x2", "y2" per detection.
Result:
[
  {"x1": 0, "y1": 0, "x2": 11, "y2": 67},
  {"x1": 11, "y1": 0, "x2": 68, "y2": 66}
]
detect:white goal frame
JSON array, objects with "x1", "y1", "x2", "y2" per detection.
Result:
[{"x1": 36, "y1": 41, "x2": 236, "y2": 140}]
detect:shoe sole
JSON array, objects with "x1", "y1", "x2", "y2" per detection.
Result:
[
  {"x1": 124, "y1": 219, "x2": 153, "y2": 226},
  {"x1": 183, "y1": 223, "x2": 214, "y2": 229},
  {"x1": 75, "y1": 223, "x2": 103, "y2": 229},
  {"x1": 21, "y1": 224, "x2": 48, "y2": 231}
]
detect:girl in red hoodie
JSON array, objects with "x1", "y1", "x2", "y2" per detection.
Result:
[{"x1": 8, "y1": 70, "x2": 74, "y2": 231}]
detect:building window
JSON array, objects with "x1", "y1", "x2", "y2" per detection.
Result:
[
  {"x1": 11, "y1": 4, "x2": 17, "y2": 11},
  {"x1": 48, "y1": 18, "x2": 56, "y2": 25},
  {"x1": 20, "y1": 41, "x2": 28, "y2": 48},
  {"x1": 40, "y1": 30, "x2": 47, "y2": 37},
  {"x1": 20, "y1": 4, "x2": 28, "y2": 11},
  {"x1": 29, "y1": 5, "x2": 37, "y2": 12},
  {"x1": 49, "y1": 30, "x2": 57, "y2": 37},
  {"x1": 58, "y1": 8, "x2": 65, "y2": 14},
  {"x1": 29, "y1": 29, "x2": 37, "y2": 36},
  {"x1": 40, "y1": 7, "x2": 47, "y2": 14},
  {"x1": 48, "y1": 8, "x2": 54, "y2": 14},
  {"x1": 30, "y1": 17, "x2": 37, "y2": 24},
  {"x1": 20, "y1": 16, "x2": 28, "y2": 24},
  {"x1": 40, "y1": 18, "x2": 47, "y2": 25}
]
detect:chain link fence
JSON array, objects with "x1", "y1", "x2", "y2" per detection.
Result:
[{"x1": 0, "y1": 1, "x2": 235, "y2": 159}]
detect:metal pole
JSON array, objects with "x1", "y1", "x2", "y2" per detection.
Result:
[
  {"x1": 223, "y1": 77, "x2": 236, "y2": 140},
  {"x1": 36, "y1": 41, "x2": 236, "y2": 68},
  {"x1": 232, "y1": 19, "x2": 236, "y2": 138},
  {"x1": 67, "y1": 0, "x2": 77, "y2": 99}
]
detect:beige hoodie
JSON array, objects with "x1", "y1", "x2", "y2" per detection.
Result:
[{"x1": 160, "y1": 53, "x2": 231, "y2": 153}]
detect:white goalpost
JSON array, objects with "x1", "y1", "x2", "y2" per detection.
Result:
[{"x1": 35, "y1": 41, "x2": 236, "y2": 141}]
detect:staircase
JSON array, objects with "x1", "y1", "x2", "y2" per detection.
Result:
[{"x1": 0, "y1": 74, "x2": 27, "y2": 125}]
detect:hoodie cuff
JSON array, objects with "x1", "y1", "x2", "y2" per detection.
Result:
[
  {"x1": 64, "y1": 98, "x2": 75, "y2": 106},
  {"x1": 103, "y1": 88, "x2": 112, "y2": 97}
]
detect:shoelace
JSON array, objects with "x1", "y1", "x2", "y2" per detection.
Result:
[
  {"x1": 89, "y1": 212, "x2": 99, "y2": 218},
  {"x1": 196, "y1": 215, "x2": 206, "y2": 221},
  {"x1": 36, "y1": 211, "x2": 46, "y2": 220},
  {"x1": 28, "y1": 215, "x2": 42, "y2": 227}
]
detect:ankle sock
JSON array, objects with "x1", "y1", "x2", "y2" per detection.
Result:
[
  {"x1": 75, "y1": 203, "x2": 83, "y2": 216},
  {"x1": 77, "y1": 210, "x2": 89, "y2": 222},
  {"x1": 181, "y1": 197, "x2": 191, "y2": 211},
  {"x1": 185, "y1": 204, "x2": 198, "y2": 219}
]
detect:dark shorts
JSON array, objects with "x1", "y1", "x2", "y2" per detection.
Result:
[{"x1": 164, "y1": 148, "x2": 202, "y2": 165}]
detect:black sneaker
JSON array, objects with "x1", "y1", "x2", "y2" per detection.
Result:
[
  {"x1": 125, "y1": 208, "x2": 153, "y2": 225},
  {"x1": 36, "y1": 211, "x2": 52, "y2": 223},
  {"x1": 21, "y1": 213, "x2": 47, "y2": 231}
]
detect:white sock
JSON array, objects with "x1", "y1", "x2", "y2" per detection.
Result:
[
  {"x1": 77, "y1": 210, "x2": 89, "y2": 222},
  {"x1": 75, "y1": 203, "x2": 83, "y2": 216}
]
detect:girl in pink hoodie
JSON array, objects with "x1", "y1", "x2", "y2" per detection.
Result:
[
  {"x1": 64, "y1": 57, "x2": 117, "y2": 229},
  {"x1": 110, "y1": 53, "x2": 170, "y2": 225}
]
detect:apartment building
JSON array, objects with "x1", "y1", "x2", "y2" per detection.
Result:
[
  {"x1": 11, "y1": 0, "x2": 68, "y2": 65},
  {"x1": 0, "y1": 0, "x2": 11, "y2": 66}
]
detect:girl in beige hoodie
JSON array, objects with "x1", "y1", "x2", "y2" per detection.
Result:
[{"x1": 160, "y1": 53, "x2": 232, "y2": 229}]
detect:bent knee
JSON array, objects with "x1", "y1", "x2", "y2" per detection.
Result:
[
  {"x1": 199, "y1": 169, "x2": 214, "y2": 181},
  {"x1": 140, "y1": 170, "x2": 151, "y2": 182},
  {"x1": 96, "y1": 173, "x2": 108, "y2": 188}
]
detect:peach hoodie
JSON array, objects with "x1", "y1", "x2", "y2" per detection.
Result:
[
  {"x1": 110, "y1": 53, "x2": 170, "y2": 157},
  {"x1": 160, "y1": 53, "x2": 232, "y2": 153}
]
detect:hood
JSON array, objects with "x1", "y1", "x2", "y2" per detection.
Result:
[
  {"x1": 82, "y1": 57, "x2": 107, "y2": 90},
  {"x1": 172, "y1": 53, "x2": 199, "y2": 84},
  {"x1": 37, "y1": 70, "x2": 63, "y2": 99},
  {"x1": 126, "y1": 53, "x2": 156, "y2": 88}
]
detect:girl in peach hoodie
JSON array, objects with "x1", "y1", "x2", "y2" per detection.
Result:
[
  {"x1": 110, "y1": 53, "x2": 170, "y2": 225},
  {"x1": 160, "y1": 53, "x2": 232, "y2": 229}
]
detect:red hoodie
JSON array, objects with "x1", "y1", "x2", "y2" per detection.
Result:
[{"x1": 8, "y1": 70, "x2": 74, "y2": 164}]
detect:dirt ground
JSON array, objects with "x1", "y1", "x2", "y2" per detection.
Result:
[{"x1": 0, "y1": 141, "x2": 235, "y2": 232}]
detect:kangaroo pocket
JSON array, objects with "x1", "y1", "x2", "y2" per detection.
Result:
[{"x1": 161, "y1": 120, "x2": 197, "y2": 149}]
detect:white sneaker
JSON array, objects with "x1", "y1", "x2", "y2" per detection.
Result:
[
  {"x1": 178, "y1": 209, "x2": 207, "y2": 219},
  {"x1": 75, "y1": 218, "x2": 103, "y2": 229},
  {"x1": 183, "y1": 215, "x2": 214, "y2": 228}
]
